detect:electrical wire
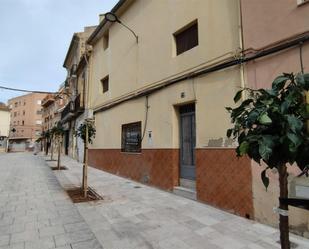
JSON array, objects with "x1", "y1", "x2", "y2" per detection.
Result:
[
  {"x1": 141, "y1": 95, "x2": 149, "y2": 142},
  {"x1": 299, "y1": 42, "x2": 304, "y2": 74},
  {"x1": 0, "y1": 85, "x2": 57, "y2": 94}
]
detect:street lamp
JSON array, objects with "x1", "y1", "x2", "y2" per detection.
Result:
[{"x1": 104, "y1": 12, "x2": 139, "y2": 43}]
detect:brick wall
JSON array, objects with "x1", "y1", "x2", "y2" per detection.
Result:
[
  {"x1": 88, "y1": 147, "x2": 254, "y2": 219},
  {"x1": 196, "y1": 148, "x2": 254, "y2": 218},
  {"x1": 88, "y1": 149, "x2": 179, "y2": 190}
]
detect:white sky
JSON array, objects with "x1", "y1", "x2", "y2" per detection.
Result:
[{"x1": 0, "y1": 0, "x2": 118, "y2": 103}]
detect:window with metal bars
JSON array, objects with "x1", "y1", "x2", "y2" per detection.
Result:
[
  {"x1": 174, "y1": 20, "x2": 198, "y2": 56},
  {"x1": 121, "y1": 122, "x2": 141, "y2": 153}
]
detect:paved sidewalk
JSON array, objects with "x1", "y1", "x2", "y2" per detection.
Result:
[
  {"x1": 1, "y1": 153, "x2": 309, "y2": 249},
  {"x1": 55, "y1": 153, "x2": 309, "y2": 249},
  {"x1": 0, "y1": 153, "x2": 102, "y2": 249}
]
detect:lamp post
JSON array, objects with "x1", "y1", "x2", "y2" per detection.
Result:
[{"x1": 104, "y1": 12, "x2": 139, "y2": 43}]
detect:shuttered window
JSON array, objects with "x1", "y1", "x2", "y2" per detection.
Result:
[
  {"x1": 101, "y1": 76, "x2": 109, "y2": 93},
  {"x1": 174, "y1": 21, "x2": 198, "y2": 56},
  {"x1": 121, "y1": 122, "x2": 141, "y2": 153}
]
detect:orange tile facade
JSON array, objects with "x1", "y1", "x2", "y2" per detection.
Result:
[
  {"x1": 196, "y1": 148, "x2": 254, "y2": 218},
  {"x1": 88, "y1": 149, "x2": 179, "y2": 190},
  {"x1": 89, "y1": 148, "x2": 254, "y2": 219}
]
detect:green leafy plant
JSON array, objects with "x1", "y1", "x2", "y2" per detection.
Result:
[
  {"x1": 75, "y1": 122, "x2": 96, "y2": 144},
  {"x1": 50, "y1": 124, "x2": 65, "y2": 138},
  {"x1": 226, "y1": 73, "x2": 309, "y2": 249}
]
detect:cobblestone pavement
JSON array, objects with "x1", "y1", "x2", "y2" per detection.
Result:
[{"x1": 1, "y1": 153, "x2": 309, "y2": 249}]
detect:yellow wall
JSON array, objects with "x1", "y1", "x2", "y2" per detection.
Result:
[
  {"x1": 88, "y1": 0, "x2": 241, "y2": 110},
  {"x1": 88, "y1": 0, "x2": 242, "y2": 149},
  {"x1": 0, "y1": 110, "x2": 10, "y2": 137},
  {"x1": 92, "y1": 67, "x2": 241, "y2": 149}
]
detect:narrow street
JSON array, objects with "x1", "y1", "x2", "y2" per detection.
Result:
[{"x1": 0, "y1": 153, "x2": 309, "y2": 249}]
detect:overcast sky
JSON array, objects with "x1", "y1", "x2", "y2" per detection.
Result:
[{"x1": 0, "y1": 0, "x2": 118, "y2": 103}]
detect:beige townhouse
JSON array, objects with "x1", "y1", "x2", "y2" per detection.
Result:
[
  {"x1": 241, "y1": 0, "x2": 309, "y2": 237},
  {"x1": 85, "y1": 0, "x2": 253, "y2": 218},
  {"x1": 61, "y1": 26, "x2": 96, "y2": 160}
]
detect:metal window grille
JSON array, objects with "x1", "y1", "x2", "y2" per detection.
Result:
[{"x1": 121, "y1": 122, "x2": 141, "y2": 153}]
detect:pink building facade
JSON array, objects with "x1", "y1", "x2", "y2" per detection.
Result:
[{"x1": 241, "y1": 0, "x2": 309, "y2": 238}]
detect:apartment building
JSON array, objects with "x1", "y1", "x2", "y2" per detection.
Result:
[
  {"x1": 0, "y1": 103, "x2": 10, "y2": 152},
  {"x1": 241, "y1": 0, "x2": 309, "y2": 237},
  {"x1": 42, "y1": 84, "x2": 67, "y2": 132},
  {"x1": 61, "y1": 26, "x2": 96, "y2": 160},
  {"x1": 85, "y1": 0, "x2": 253, "y2": 218},
  {"x1": 8, "y1": 93, "x2": 46, "y2": 151}
]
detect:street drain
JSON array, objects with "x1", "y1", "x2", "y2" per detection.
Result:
[{"x1": 134, "y1": 186, "x2": 142, "y2": 188}]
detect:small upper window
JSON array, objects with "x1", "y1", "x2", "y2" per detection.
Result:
[
  {"x1": 121, "y1": 122, "x2": 142, "y2": 153},
  {"x1": 101, "y1": 76, "x2": 109, "y2": 93},
  {"x1": 174, "y1": 20, "x2": 198, "y2": 56}
]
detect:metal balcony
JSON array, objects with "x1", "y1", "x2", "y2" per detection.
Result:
[
  {"x1": 60, "y1": 101, "x2": 74, "y2": 122},
  {"x1": 60, "y1": 94, "x2": 84, "y2": 123}
]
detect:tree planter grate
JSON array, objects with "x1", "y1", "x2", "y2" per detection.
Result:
[
  {"x1": 50, "y1": 166, "x2": 68, "y2": 170},
  {"x1": 66, "y1": 187, "x2": 103, "y2": 203}
]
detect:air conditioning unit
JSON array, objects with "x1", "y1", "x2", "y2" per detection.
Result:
[{"x1": 297, "y1": 0, "x2": 308, "y2": 5}]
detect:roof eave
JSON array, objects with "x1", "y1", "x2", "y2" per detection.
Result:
[
  {"x1": 63, "y1": 34, "x2": 79, "y2": 68},
  {"x1": 87, "y1": 0, "x2": 129, "y2": 45}
]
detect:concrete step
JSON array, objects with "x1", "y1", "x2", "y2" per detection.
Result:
[
  {"x1": 173, "y1": 186, "x2": 197, "y2": 200},
  {"x1": 179, "y1": 178, "x2": 196, "y2": 190}
]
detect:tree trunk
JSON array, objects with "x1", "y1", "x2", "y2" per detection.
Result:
[
  {"x1": 278, "y1": 164, "x2": 290, "y2": 249},
  {"x1": 57, "y1": 137, "x2": 61, "y2": 170},
  {"x1": 45, "y1": 139, "x2": 49, "y2": 155},
  {"x1": 51, "y1": 136, "x2": 54, "y2": 160},
  {"x1": 82, "y1": 125, "x2": 89, "y2": 198}
]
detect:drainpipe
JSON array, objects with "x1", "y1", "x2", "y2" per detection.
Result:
[
  {"x1": 238, "y1": 0, "x2": 246, "y2": 100},
  {"x1": 84, "y1": 46, "x2": 93, "y2": 119}
]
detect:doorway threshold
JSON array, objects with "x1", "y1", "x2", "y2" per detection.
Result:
[{"x1": 173, "y1": 178, "x2": 196, "y2": 200}]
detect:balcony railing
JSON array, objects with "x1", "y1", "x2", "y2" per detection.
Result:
[
  {"x1": 74, "y1": 94, "x2": 84, "y2": 113},
  {"x1": 61, "y1": 101, "x2": 74, "y2": 120},
  {"x1": 60, "y1": 94, "x2": 84, "y2": 123}
]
